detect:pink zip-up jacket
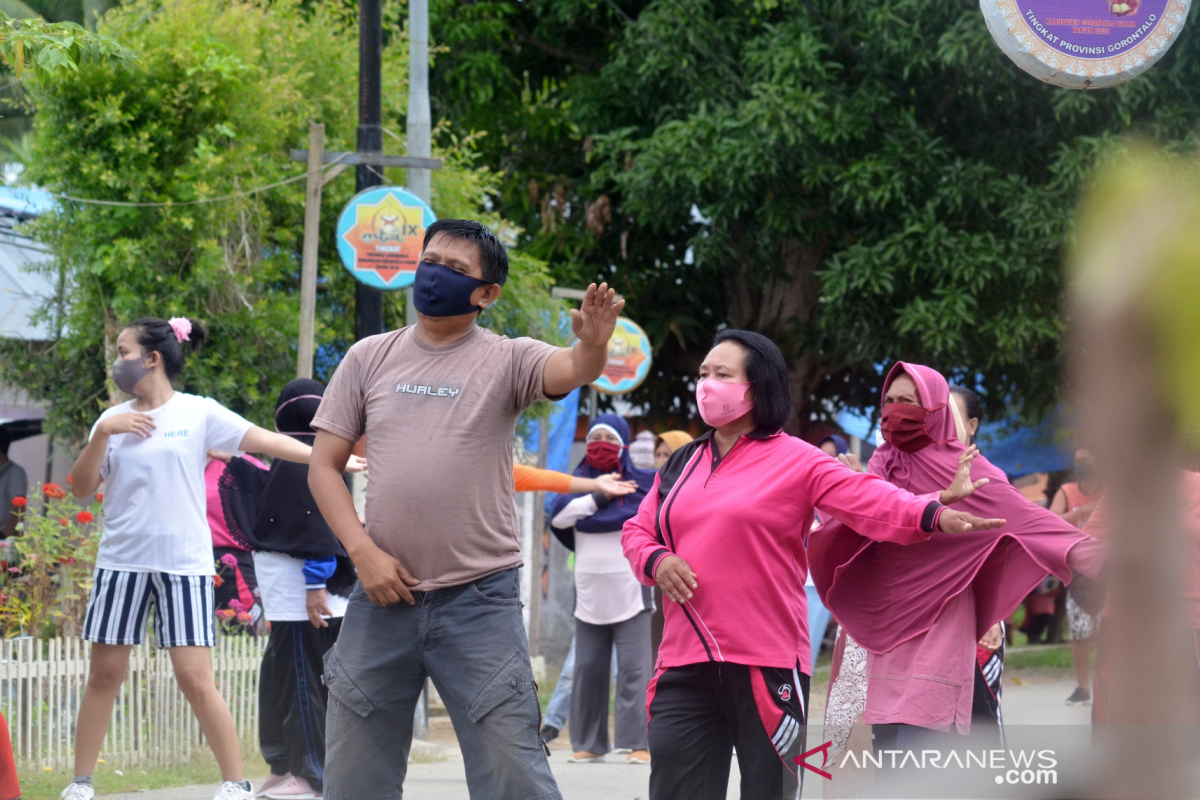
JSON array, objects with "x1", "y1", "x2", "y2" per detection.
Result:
[{"x1": 622, "y1": 429, "x2": 944, "y2": 676}]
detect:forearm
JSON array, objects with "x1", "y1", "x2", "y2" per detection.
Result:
[
  {"x1": 71, "y1": 435, "x2": 109, "y2": 497},
  {"x1": 239, "y1": 426, "x2": 311, "y2": 464},
  {"x1": 308, "y1": 462, "x2": 375, "y2": 560},
  {"x1": 812, "y1": 464, "x2": 934, "y2": 544},
  {"x1": 621, "y1": 490, "x2": 667, "y2": 587},
  {"x1": 544, "y1": 341, "x2": 609, "y2": 398}
]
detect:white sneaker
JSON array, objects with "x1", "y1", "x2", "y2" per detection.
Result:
[
  {"x1": 213, "y1": 781, "x2": 254, "y2": 800},
  {"x1": 61, "y1": 783, "x2": 95, "y2": 800}
]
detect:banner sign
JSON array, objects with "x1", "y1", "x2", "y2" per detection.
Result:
[
  {"x1": 336, "y1": 186, "x2": 436, "y2": 291},
  {"x1": 590, "y1": 317, "x2": 653, "y2": 396},
  {"x1": 981, "y1": 0, "x2": 1189, "y2": 89}
]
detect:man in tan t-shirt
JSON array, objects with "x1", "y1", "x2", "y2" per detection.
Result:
[{"x1": 308, "y1": 219, "x2": 624, "y2": 800}]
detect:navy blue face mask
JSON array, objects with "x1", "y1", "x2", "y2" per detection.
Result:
[{"x1": 412, "y1": 261, "x2": 491, "y2": 317}]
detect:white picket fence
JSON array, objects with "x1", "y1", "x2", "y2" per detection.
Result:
[{"x1": 1, "y1": 635, "x2": 265, "y2": 769}]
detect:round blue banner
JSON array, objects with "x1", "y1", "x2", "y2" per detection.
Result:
[
  {"x1": 591, "y1": 317, "x2": 653, "y2": 395},
  {"x1": 336, "y1": 186, "x2": 437, "y2": 291}
]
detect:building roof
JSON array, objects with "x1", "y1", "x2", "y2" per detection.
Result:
[{"x1": 0, "y1": 187, "x2": 55, "y2": 341}]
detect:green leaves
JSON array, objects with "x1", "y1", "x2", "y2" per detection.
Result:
[{"x1": 0, "y1": 13, "x2": 137, "y2": 78}]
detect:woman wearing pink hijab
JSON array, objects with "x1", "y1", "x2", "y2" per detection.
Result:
[{"x1": 809, "y1": 362, "x2": 1107, "y2": 753}]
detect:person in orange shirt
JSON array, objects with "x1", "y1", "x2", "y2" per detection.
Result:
[{"x1": 1051, "y1": 447, "x2": 1105, "y2": 705}]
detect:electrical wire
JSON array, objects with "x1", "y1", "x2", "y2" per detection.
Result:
[{"x1": 49, "y1": 153, "x2": 353, "y2": 208}]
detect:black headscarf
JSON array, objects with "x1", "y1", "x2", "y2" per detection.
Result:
[{"x1": 219, "y1": 378, "x2": 356, "y2": 597}]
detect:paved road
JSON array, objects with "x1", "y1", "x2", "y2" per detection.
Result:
[{"x1": 98, "y1": 676, "x2": 1088, "y2": 800}]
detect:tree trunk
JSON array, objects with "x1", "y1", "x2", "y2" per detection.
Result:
[{"x1": 724, "y1": 236, "x2": 825, "y2": 437}]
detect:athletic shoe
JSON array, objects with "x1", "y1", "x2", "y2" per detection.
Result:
[
  {"x1": 60, "y1": 783, "x2": 95, "y2": 800},
  {"x1": 628, "y1": 750, "x2": 650, "y2": 764},
  {"x1": 1065, "y1": 687, "x2": 1091, "y2": 705},
  {"x1": 213, "y1": 780, "x2": 254, "y2": 800},
  {"x1": 612, "y1": 748, "x2": 632, "y2": 754},
  {"x1": 567, "y1": 751, "x2": 606, "y2": 763},
  {"x1": 265, "y1": 776, "x2": 319, "y2": 800},
  {"x1": 540, "y1": 724, "x2": 560, "y2": 744},
  {"x1": 256, "y1": 774, "x2": 291, "y2": 798}
]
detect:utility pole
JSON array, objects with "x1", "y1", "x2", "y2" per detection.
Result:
[
  {"x1": 355, "y1": 0, "x2": 385, "y2": 341},
  {"x1": 406, "y1": 0, "x2": 431, "y2": 327}
]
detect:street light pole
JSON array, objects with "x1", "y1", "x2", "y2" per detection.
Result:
[
  {"x1": 405, "y1": 0, "x2": 431, "y2": 327},
  {"x1": 355, "y1": 0, "x2": 385, "y2": 342}
]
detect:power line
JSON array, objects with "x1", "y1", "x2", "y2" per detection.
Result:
[{"x1": 50, "y1": 153, "x2": 352, "y2": 208}]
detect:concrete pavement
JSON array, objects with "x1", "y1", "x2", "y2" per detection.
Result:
[{"x1": 96, "y1": 675, "x2": 1089, "y2": 800}]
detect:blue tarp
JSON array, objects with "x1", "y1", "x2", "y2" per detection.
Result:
[{"x1": 519, "y1": 388, "x2": 581, "y2": 512}]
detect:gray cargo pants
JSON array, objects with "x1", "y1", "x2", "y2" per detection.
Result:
[{"x1": 322, "y1": 568, "x2": 561, "y2": 800}]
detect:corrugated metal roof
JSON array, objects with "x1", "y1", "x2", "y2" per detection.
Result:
[{"x1": 0, "y1": 208, "x2": 55, "y2": 341}]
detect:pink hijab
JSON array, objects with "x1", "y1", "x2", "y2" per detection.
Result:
[{"x1": 808, "y1": 361, "x2": 1096, "y2": 654}]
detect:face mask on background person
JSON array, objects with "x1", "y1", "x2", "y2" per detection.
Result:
[
  {"x1": 880, "y1": 402, "x2": 954, "y2": 453},
  {"x1": 696, "y1": 379, "x2": 754, "y2": 428},
  {"x1": 585, "y1": 441, "x2": 622, "y2": 473},
  {"x1": 1075, "y1": 462, "x2": 1095, "y2": 482},
  {"x1": 412, "y1": 261, "x2": 491, "y2": 317},
  {"x1": 112, "y1": 356, "x2": 153, "y2": 394}
]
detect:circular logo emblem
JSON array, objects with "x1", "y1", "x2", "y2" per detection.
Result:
[
  {"x1": 336, "y1": 186, "x2": 437, "y2": 291},
  {"x1": 589, "y1": 317, "x2": 654, "y2": 396},
  {"x1": 778, "y1": 684, "x2": 792, "y2": 702},
  {"x1": 981, "y1": 0, "x2": 1189, "y2": 88}
]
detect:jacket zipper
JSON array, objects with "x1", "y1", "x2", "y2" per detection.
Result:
[{"x1": 703, "y1": 436, "x2": 744, "y2": 488}]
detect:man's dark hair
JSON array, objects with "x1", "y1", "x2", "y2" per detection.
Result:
[
  {"x1": 711, "y1": 330, "x2": 792, "y2": 432},
  {"x1": 949, "y1": 385, "x2": 983, "y2": 422},
  {"x1": 423, "y1": 219, "x2": 510, "y2": 285},
  {"x1": 0, "y1": 432, "x2": 9, "y2": 456}
]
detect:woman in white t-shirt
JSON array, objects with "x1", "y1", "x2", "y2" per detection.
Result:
[
  {"x1": 550, "y1": 415, "x2": 657, "y2": 765},
  {"x1": 64, "y1": 317, "x2": 362, "y2": 800}
]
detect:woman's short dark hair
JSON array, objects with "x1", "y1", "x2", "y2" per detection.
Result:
[
  {"x1": 949, "y1": 385, "x2": 983, "y2": 422},
  {"x1": 127, "y1": 317, "x2": 208, "y2": 380},
  {"x1": 710, "y1": 330, "x2": 791, "y2": 432}
]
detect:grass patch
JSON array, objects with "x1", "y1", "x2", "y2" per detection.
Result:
[
  {"x1": 1006, "y1": 644, "x2": 1075, "y2": 670},
  {"x1": 19, "y1": 748, "x2": 270, "y2": 800}
]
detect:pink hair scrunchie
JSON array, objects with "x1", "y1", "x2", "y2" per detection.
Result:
[{"x1": 168, "y1": 317, "x2": 192, "y2": 343}]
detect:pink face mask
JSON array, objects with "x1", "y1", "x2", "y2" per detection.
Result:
[{"x1": 696, "y1": 378, "x2": 754, "y2": 428}]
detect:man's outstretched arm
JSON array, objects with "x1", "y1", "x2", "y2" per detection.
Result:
[{"x1": 543, "y1": 282, "x2": 625, "y2": 398}]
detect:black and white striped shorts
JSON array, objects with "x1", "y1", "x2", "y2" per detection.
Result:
[{"x1": 83, "y1": 568, "x2": 215, "y2": 648}]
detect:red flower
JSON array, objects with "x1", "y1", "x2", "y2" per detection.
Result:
[
  {"x1": 76, "y1": 511, "x2": 94, "y2": 524},
  {"x1": 66, "y1": 474, "x2": 72, "y2": 484},
  {"x1": 11, "y1": 497, "x2": 25, "y2": 508},
  {"x1": 59, "y1": 518, "x2": 69, "y2": 527},
  {"x1": 96, "y1": 493, "x2": 104, "y2": 503},
  {"x1": 236, "y1": 612, "x2": 253, "y2": 624},
  {"x1": 58, "y1": 556, "x2": 70, "y2": 564},
  {"x1": 212, "y1": 574, "x2": 224, "y2": 588},
  {"x1": 43, "y1": 484, "x2": 66, "y2": 500},
  {"x1": 215, "y1": 608, "x2": 236, "y2": 621}
]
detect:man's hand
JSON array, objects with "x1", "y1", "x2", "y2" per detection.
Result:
[
  {"x1": 353, "y1": 541, "x2": 420, "y2": 606},
  {"x1": 655, "y1": 555, "x2": 698, "y2": 603},
  {"x1": 939, "y1": 509, "x2": 1005, "y2": 533},
  {"x1": 307, "y1": 588, "x2": 333, "y2": 628},
  {"x1": 595, "y1": 473, "x2": 638, "y2": 498},
  {"x1": 940, "y1": 445, "x2": 990, "y2": 505},
  {"x1": 571, "y1": 282, "x2": 625, "y2": 345},
  {"x1": 544, "y1": 282, "x2": 627, "y2": 397},
  {"x1": 97, "y1": 412, "x2": 156, "y2": 439}
]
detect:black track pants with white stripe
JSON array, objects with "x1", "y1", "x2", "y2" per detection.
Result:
[{"x1": 647, "y1": 661, "x2": 809, "y2": 800}]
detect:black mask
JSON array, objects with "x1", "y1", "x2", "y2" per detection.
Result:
[{"x1": 412, "y1": 261, "x2": 490, "y2": 317}]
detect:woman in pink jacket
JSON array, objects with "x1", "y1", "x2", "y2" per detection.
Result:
[{"x1": 621, "y1": 331, "x2": 1003, "y2": 800}]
